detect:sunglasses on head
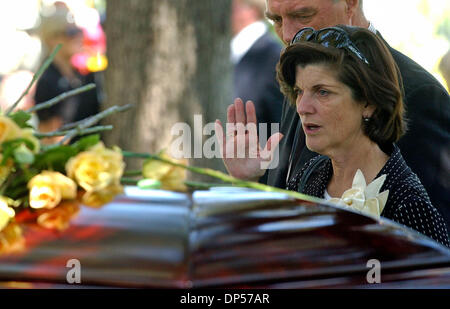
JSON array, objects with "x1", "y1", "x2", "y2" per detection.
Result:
[{"x1": 291, "y1": 27, "x2": 370, "y2": 65}]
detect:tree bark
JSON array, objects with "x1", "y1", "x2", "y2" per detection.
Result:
[{"x1": 104, "y1": 0, "x2": 231, "y2": 177}]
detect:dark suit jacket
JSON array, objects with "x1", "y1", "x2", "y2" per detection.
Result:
[
  {"x1": 233, "y1": 31, "x2": 284, "y2": 139},
  {"x1": 265, "y1": 34, "x2": 450, "y2": 232}
]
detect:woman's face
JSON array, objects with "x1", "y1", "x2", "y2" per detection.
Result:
[
  {"x1": 295, "y1": 63, "x2": 369, "y2": 157},
  {"x1": 49, "y1": 29, "x2": 83, "y2": 59},
  {"x1": 62, "y1": 31, "x2": 83, "y2": 57}
]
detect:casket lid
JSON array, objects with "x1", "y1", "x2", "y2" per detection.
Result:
[{"x1": 0, "y1": 186, "x2": 448, "y2": 288}]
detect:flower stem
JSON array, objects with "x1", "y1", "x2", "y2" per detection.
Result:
[
  {"x1": 122, "y1": 151, "x2": 322, "y2": 202},
  {"x1": 27, "y1": 84, "x2": 96, "y2": 113},
  {"x1": 6, "y1": 44, "x2": 62, "y2": 115},
  {"x1": 121, "y1": 178, "x2": 140, "y2": 185},
  {"x1": 34, "y1": 125, "x2": 113, "y2": 138},
  {"x1": 123, "y1": 170, "x2": 143, "y2": 177},
  {"x1": 184, "y1": 181, "x2": 229, "y2": 189},
  {"x1": 57, "y1": 104, "x2": 133, "y2": 145}
]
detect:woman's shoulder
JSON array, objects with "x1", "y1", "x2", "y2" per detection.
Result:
[
  {"x1": 301, "y1": 155, "x2": 328, "y2": 172},
  {"x1": 286, "y1": 155, "x2": 330, "y2": 192},
  {"x1": 384, "y1": 168, "x2": 430, "y2": 204},
  {"x1": 382, "y1": 147, "x2": 433, "y2": 214},
  {"x1": 381, "y1": 153, "x2": 449, "y2": 247},
  {"x1": 383, "y1": 186, "x2": 449, "y2": 247},
  {"x1": 379, "y1": 145, "x2": 424, "y2": 194}
]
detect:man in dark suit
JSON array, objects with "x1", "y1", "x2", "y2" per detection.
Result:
[
  {"x1": 231, "y1": 0, "x2": 284, "y2": 146},
  {"x1": 221, "y1": 0, "x2": 450, "y2": 232}
]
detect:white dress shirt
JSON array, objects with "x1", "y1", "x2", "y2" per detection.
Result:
[{"x1": 231, "y1": 21, "x2": 268, "y2": 65}]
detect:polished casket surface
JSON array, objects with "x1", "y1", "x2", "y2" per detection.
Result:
[{"x1": 0, "y1": 186, "x2": 449, "y2": 288}]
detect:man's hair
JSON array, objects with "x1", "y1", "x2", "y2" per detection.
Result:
[{"x1": 276, "y1": 25, "x2": 406, "y2": 148}]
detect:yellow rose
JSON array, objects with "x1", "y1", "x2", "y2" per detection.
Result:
[
  {"x1": 28, "y1": 171, "x2": 77, "y2": 210},
  {"x1": 0, "y1": 197, "x2": 15, "y2": 232},
  {"x1": 143, "y1": 152, "x2": 188, "y2": 192},
  {"x1": 0, "y1": 115, "x2": 21, "y2": 144},
  {"x1": 0, "y1": 222, "x2": 24, "y2": 255},
  {"x1": 81, "y1": 184, "x2": 124, "y2": 208},
  {"x1": 28, "y1": 173, "x2": 61, "y2": 210},
  {"x1": 66, "y1": 142, "x2": 125, "y2": 192},
  {"x1": 50, "y1": 171, "x2": 78, "y2": 199},
  {"x1": 0, "y1": 156, "x2": 13, "y2": 187}
]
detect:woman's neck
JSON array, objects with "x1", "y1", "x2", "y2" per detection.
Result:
[{"x1": 327, "y1": 140, "x2": 389, "y2": 198}]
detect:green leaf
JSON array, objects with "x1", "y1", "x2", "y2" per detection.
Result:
[
  {"x1": 2, "y1": 137, "x2": 36, "y2": 151},
  {"x1": 1, "y1": 144, "x2": 15, "y2": 165},
  {"x1": 33, "y1": 145, "x2": 77, "y2": 173},
  {"x1": 13, "y1": 144, "x2": 34, "y2": 165},
  {"x1": 2, "y1": 169, "x2": 38, "y2": 200},
  {"x1": 1, "y1": 138, "x2": 37, "y2": 166},
  {"x1": 9, "y1": 111, "x2": 33, "y2": 129},
  {"x1": 70, "y1": 134, "x2": 100, "y2": 153},
  {"x1": 0, "y1": 138, "x2": 34, "y2": 165}
]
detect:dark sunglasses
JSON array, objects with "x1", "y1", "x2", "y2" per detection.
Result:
[{"x1": 291, "y1": 27, "x2": 370, "y2": 65}]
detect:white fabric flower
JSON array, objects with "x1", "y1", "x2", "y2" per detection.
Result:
[{"x1": 328, "y1": 169, "x2": 389, "y2": 218}]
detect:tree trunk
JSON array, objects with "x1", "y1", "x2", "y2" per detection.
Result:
[{"x1": 104, "y1": 0, "x2": 231, "y2": 178}]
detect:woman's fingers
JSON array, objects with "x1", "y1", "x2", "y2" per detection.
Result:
[
  {"x1": 227, "y1": 103, "x2": 236, "y2": 124},
  {"x1": 245, "y1": 100, "x2": 257, "y2": 125},
  {"x1": 234, "y1": 98, "x2": 246, "y2": 124},
  {"x1": 215, "y1": 119, "x2": 226, "y2": 159},
  {"x1": 260, "y1": 132, "x2": 284, "y2": 168},
  {"x1": 265, "y1": 132, "x2": 284, "y2": 152},
  {"x1": 228, "y1": 98, "x2": 252, "y2": 140}
]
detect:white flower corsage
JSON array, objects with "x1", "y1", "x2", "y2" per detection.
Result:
[{"x1": 328, "y1": 169, "x2": 389, "y2": 219}]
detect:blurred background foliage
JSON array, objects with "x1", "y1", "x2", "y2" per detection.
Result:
[
  {"x1": 0, "y1": 0, "x2": 447, "y2": 147},
  {"x1": 364, "y1": 0, "x2": 449, "y2": 90},
  {"x1": 0, "y1": 0, "x2": 447, "y2": 94}
]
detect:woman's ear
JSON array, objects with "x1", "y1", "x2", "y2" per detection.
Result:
[{"x1": 363, "y1": 102, "x2": 376, "y2": 118}]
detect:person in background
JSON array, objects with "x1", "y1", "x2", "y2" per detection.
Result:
[
  {"x1": 231, "y1": 0, "x2": 284, "y2": 150},
  {"x1": 34, "y1": 3, "x2": 100, "y2": 144},
  {"x1": 218, "y1": 0, "x2": 450, "y2": 234}
]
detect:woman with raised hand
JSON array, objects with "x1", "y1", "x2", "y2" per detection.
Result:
[{"x1": 274, "y1": 25, "x2": 448, "y2": 247}]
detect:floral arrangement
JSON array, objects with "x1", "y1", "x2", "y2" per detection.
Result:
[
  {"x1": 0, "y1": 43, "x2": 310, "y2": 255},
  {"x1": 0, "y1": 45, "x2": 129, "y2": 254},
  {"x1": 0, "y1": 117, "x2": 126, "y2": 250}
]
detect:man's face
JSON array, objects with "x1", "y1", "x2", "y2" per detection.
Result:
[
  {"x1": 232, "y1": 0, "x2": 259, "y2": 35},
  {"x1": 266, "y1": 0, "x2": 351, "y2": 45}
]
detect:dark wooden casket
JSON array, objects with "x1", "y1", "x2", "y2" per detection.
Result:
[{"x1": 0, "y1": 187, "x2": 449, "y2": 288}]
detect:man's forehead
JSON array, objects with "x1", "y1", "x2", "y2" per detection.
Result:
[{"x1": 266, "y1": 0, "x2": 334, "y2": 14}]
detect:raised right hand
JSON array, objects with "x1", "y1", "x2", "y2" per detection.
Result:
[{"x1": 215, "y1": 98, "x2": 283, "y2": 181}]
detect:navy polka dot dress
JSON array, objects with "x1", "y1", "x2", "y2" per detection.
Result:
[{"x1": 287, "y1": 145, "x2": 450, "y2": 247}]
